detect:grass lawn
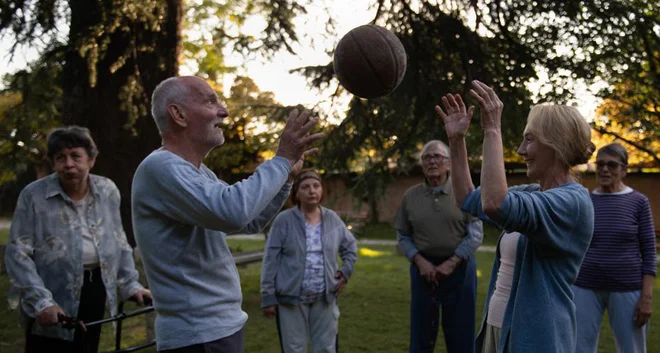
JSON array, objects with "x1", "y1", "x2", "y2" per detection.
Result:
[
  {"x1": 0, "y1": 229, "x2": 8, "y2": 245},
  {"x1": 227, "y1": 237, "x2": 269, "y2": 253},
  {"x1": 0, "y1": 240, "x2": 658, "y2": 352},
  {"x1": 355, "y1": 222, "x2": 502, "y2": 246},
  {"x1": 235, "y1": 243, "x2": 660, "y2": 353}
]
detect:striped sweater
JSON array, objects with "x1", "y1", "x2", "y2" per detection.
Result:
[{"x1": 574, "y1": 187, "x2": 657, "y2": 291}]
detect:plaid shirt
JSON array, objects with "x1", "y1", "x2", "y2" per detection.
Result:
[{"x1": 5, "y1": 173, "x2": 144, "y2": 340}]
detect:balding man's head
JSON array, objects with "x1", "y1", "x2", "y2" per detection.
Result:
[{"x1": 151, "y1": 76, "x2": 195, "y2": 134}]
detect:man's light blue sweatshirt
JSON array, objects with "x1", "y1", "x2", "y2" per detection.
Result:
[{"x1": 131, "y1": 150, "x2": 292, "y2": 350}]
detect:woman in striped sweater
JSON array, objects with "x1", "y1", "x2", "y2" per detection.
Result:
[{"x1": 573, "y1": 143, "x2": 657, "y2": 353}]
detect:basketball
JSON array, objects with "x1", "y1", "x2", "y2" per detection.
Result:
[{"x1": 333, "y1": 24, "x2": 407, "y2": 99}]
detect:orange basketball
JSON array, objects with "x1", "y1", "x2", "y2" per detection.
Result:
[{"x1": 333, "y1": 24, "x2": 407, "y2": 99}]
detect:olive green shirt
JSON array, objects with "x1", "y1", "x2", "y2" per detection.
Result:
[{"x1": 394, "y1": 179, "x2": 476, "y2": 258}]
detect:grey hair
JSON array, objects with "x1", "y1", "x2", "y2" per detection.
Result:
[
  {"x1": 420, "y1": 140, "x2": 449, "y2": 161},
  {"x1": 47, "y1": 125, "x2": 99, "y2": 162},
  {"x1": 151, "y1": 77, "x2": 190, "y2": 134},
  {"x1": 597, "y1": 143, "x2": 629, "y2": 165}
]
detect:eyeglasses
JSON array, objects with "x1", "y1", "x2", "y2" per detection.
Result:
[
  {"x1": 596, "y1": 160, "x2": 626, "y2": 169},
  {"x1": 421, "y1": 153, "x2": 448, "y2": 163}
]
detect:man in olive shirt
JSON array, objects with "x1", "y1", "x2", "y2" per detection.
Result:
[{"x1": 394, "y1": 140, "x2": 483, "y2": 353}]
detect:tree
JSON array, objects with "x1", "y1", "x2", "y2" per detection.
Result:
[
  {"x1": 592, "y1": 119, "x2": 660, "y2": 168},
  {"x1": 0, "y1": 0, "x2": 312, "y2": 242},
  {"x1": 0, "y1": 58, "x2": 64, "y2": 183},
  {"x1": 295, "y1": 0, "x2": 658, "y2": 221},
  {"x1": 478, "y1": 0, "x2": 659, "y2": 166},
  {"x1": 297, "y1": 1, "x2": 538, "y2": 216},
  {"x1": 592, "y1": 80, "x2": 660, "y2": 167}
]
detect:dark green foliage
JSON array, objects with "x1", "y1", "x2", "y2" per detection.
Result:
[
  {"x1": 297, "y1": 0, "x2": 660, "y2": 202},
  {"x1": 298, "y1": 1, "x2": 537, "y2": 206},
  {"x1": 476, "y1": 0, "x2": 660, "y2": 164},
  {"x1": 184, "y1": 0, "x2": 314, "y2": 81},
  {"x1": 0, "y1": 56, "x2": 64, "y2": 182},
  {"x1": 0, "y1": 0, "x2": 318, "y2": 186},
  {"x1": 0, "y1": 0, "x2": 313, "y2": 239}
]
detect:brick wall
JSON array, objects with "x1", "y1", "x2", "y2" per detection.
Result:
[{"x1": 323, "y1": 172, "x2": 660, "y2": 228}]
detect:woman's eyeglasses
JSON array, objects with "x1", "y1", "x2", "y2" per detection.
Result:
[{"x1": 596, "y1": 160, "x2": 626, "y2": 169}]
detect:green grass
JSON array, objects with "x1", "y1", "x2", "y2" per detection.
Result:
[
  {"x1": 0, "y1": 229, "x2": 9, "y2": 245},
  {"x1": 97, "y1": 304, "x2": 157, "y2": 353},
  {"x1": 353, "y1": 222, "x2": 398, "y2": 240},
  {"x1": 227, "y1": 238, "x2": 268, "y2": 253},
  {"x1": 0, "y1": 281, "x2": 157, "y2": 353},
  {"x1": 237, "y1": 246, "x2": 660, "y2": 353},
  {"x1": 354, "y1": 221, "x2": 502, "y2": 247},
  {"x1": 1, "y1": 242, "x2": 658, "y2": 352}
]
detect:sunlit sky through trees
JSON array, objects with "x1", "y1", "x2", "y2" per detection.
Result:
[{"x1": 0, "y1": 0, "x2": 603, "y2": 122}]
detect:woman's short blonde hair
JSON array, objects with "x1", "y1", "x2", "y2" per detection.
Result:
[{"x1": 525, "y1": 104, "x2": 595, "y2": 168}]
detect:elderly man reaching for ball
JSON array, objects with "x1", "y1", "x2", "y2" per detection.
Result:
[{"x1": 131, "y1": 76, "x2": 323, "y2": 353}]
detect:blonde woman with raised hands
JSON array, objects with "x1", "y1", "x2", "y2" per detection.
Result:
[{"x1": 435, "y1": 80, "x2": 596, "y2": 353}]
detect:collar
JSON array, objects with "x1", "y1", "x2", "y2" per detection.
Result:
[
  {"x1": 292, "y1": 205, "x2": 325, "y2": 222},
  {"x1": 423, "y1": 174, "x2": 452, "y2": 196},
  {"x1": 592, "y1": 186, "x2": 633, "y2": 195},
  {"x1": 45, "y1": 173, "x2": 100, "y2": 201}
]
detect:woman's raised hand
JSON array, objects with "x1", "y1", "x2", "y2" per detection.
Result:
[
  {"x1": 469, "y1": 80, "x2": 503, "y2": 132},
  {"x1": 435, "y1": 93, "x2": 474, "y2": 140}
]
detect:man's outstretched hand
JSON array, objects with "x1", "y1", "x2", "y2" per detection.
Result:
[{"x1": 276, "y1": 109, "x2": 323, "y2": 168}]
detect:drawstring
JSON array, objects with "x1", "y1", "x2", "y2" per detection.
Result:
[{"x1": 84, "y1": 268, "x2": 95, "y2": 283}]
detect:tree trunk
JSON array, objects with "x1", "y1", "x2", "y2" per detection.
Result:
[
  {"x1": 368, "y1": 187, "x2": 380, "y2": 224},
  {"x1": 61, "y1": 0, "x2": 182, "y2": 245}
]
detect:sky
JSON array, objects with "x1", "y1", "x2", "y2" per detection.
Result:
[{"x1": 0, "y1": 0, "x2": 603, "y2": 121}]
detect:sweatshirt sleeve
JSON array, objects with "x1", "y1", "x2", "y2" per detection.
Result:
[
  {"x1": 143, "y1": 154, "x2": 291, "y2": 233},
  {"x1": 236, "y1": 182, "x2": 292, "y2": 235},
  {"x1": 109, "y1": 184, "x2": 145, "y2": 300},
  {"x1": 461, "y1": 184, "x2": 540, "y2": 228},
  {"x1": 637, "y1": 195, "x2": 657, "y2": 277},
  {"x1": 397, "y1": 230, "x2": 420, "y2": 261},
  {"x1": 463, "y1": 184, "x2": 591, "y2": 254},
  {"x1": 4, "y1": 190, "x2": 57, "y2": 317},
  {"x1": 260, "y1": 213, "x2": 286, "y2": 307},
  {"x1": 338, "y1": 220, "x2": 358, "y2": 280},
  {"x1": 394, "y1": 191, "x2": 421, "y2": 260},
  {"x1": 453, "y1": 217, "x2": 483, "y2": 260}
]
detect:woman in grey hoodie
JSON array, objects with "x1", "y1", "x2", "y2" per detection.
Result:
[{"x1": 260, "y1": 169, "x2": 358, "y2": 353}]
